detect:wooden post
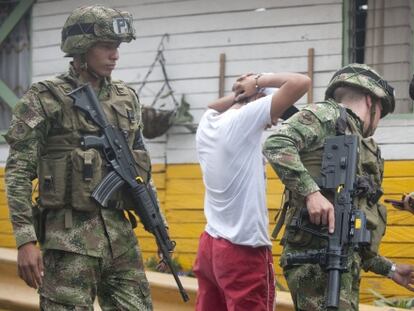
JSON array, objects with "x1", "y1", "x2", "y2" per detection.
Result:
[
  {"x1": 307, "y1": 48, "x2": 314, "y2": 104},
  {"x1": 219, "y1": 53, "x2": 226, "y2": 98}
]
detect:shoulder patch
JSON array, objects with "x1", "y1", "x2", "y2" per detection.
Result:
[
  {"x1": 112, "y1": 80, "x2": 129, "y2": 96},
  {"x1": 5, "y1": 119, "x2": 31, "y2": 143},
  {"x1": 297, "y1": 110, "x2": 316, "y2": 125},
  {"x1": 14, "y1": 95, "x2": 44, "y2": 129}
]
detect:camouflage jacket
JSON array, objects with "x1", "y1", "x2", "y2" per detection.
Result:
[
  {"x1": 263, "y1": 99, "x2": 392, "y2": 276},
  {"x1": 5, "y1": 64, "x2": 161, "y2": 258}
]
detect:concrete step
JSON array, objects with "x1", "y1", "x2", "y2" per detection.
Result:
[{"x1": 0, "y1": 247, "x2": 406, "y2": 311}]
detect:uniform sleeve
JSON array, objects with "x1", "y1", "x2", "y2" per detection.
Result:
[
  {"x1": 361, "y1": 254, "x2": 393, "y2": 276},
  {"x1": 263, "y1": 107, "x2": 336, "y2": 197},
  {"x1": 4, "y1": 89, "x2": 49, "y2": 248}
]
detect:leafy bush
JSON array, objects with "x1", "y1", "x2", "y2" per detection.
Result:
[{"x1": 369, "y1": 289, "x2": 414, "y2": 309}]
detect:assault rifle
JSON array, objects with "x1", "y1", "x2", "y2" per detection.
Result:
[
  {"x1": 285, "y1": 135, "x2": 371, "y2": 310},
  {"x1": 69, "y1": 84, "x2": 189, "y2": 302}
]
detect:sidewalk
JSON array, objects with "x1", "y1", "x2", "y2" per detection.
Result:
[{"x1": 0, "y1": 247, "x2": 406, "y2": 311}]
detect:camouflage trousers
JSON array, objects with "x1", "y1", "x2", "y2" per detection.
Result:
[
  {"x1": 39, "y1": 245, "x2": 152, "y2": 311},
  {"x1": 282, "y1": 254, "x2": 361, "y2": 311}
]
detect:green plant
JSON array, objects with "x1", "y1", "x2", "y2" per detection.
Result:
[{"x1": 369, "y1": 289, "x2": 414, "y2": 309}]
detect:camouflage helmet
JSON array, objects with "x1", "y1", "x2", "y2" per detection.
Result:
[
  {"x1": 325, "y1": 63, "x2": 395, "y2": 118},
  {"x1": 61, "y1": 5, "x2": 136, "y2": 56}
]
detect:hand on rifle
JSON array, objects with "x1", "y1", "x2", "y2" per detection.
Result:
[
  {"x1": 156, "y1": 250, "x2": 169, "y2": 273},
  {"x1": 155, "y1": 227, "x2": 173, "y2": 273},
  {"x1": 391, "y1": 264, "x2": 414, "y2": 291},
  {"x1": 306, "y1": 191, "x2": 335, "y2": 234}
]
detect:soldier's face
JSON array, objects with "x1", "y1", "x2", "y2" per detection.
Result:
[{"x1": 86, "y1": 42, "x2": 120, "y2": 77}]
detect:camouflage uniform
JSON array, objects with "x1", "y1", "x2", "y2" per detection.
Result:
[
  {"x1": 263, "y1": 64, "x2": 395, "y2": 311},
  {"x1": 5, "y1": 5, "x2": 158, "y2": 310}
]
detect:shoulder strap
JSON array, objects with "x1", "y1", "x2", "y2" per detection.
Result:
[
  {"x1": 37, "y1": 77, "x2": 72, "y2": 104},
  {"x1": 335, "y1": 105, "x2": 348, "y2": 135},
  {"x1": 271, "y1": 189, "x2": 290, "y2": 240}
]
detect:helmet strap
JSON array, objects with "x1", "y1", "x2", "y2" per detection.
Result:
[
  {"x1": 364, "y1": 96, "x2": 377, "y2": 137},
  {"x1": 79, "y1": 55, "x2": 88, "y2": 70},
  {"x1": 79, "y1": 54, "x2": 101, "y2": 80}
]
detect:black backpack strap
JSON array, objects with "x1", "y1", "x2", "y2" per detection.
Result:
[
  {"x1": 271, "y1": 189, "x2": 290, "y2": 240},
  {"x1": 335, "y1": 105, "x2": 348, "y2": 135}
]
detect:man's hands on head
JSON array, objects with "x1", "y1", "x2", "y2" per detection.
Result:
[
  {"x1": 17, "y1": 241, "x2": 44, "y2": 289},
  {"x1": 232, "y1": 73, "x2": 257, "y2": 103},
  {"x1": 306, "y1": 191, "x2": 335, "y2": 234}
]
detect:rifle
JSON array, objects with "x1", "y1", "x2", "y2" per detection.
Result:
[
  {"x1": 68, "y1": 83, "x2": 189, "y2": 302},
  {"x1": 286, "y1": 135, "x2": 371, "y2": 310}
]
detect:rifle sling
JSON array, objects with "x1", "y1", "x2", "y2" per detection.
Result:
[{"x1": 271, "y1": 190, "x2": 289, "y2": 240}]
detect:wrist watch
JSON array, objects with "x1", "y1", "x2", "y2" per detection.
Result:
[
  {"x1": 254, "y1": 73, "x2": 262, "y2": 92},
  {"x1": 387, "y1": 263, "x2": 396, "y2": 279}
]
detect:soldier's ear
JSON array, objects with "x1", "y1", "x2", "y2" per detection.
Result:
[{"x1": 364, "y1": 94, "x2": 374, "y2": 110}]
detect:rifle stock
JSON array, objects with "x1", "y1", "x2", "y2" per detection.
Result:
[{"x1": 69, "y1": 84, "x2": 189, "y2": 302}]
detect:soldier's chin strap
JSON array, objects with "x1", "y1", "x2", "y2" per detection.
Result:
[{"x1": 79, "y1": 54, "x2": 103, "y2": 81}]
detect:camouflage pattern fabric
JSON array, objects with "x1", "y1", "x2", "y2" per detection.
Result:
[
  {"x1": 39, "y1": 245, "x2": 152, "y2": 311},
  {"x1": 264, "y1": 101, "x2": 340, "y2": 197},
  {"x1": 5, "y1": 64, "x2": 139, "y2": 257},
  {"x1": 4, "y1": 63, "x2": 163, "y2": 308},
  {"x1": 361, "y1": 255, "x2": 392, "y2": 276},
  {"x1": 325, "y1": 63, "x2": 395, "y2": 118},
  {"x1": 263, "y1": 99, "x2": 392, "y2": 310},
  {"x1": 283, "y1": 252, "x2": 361, "y2": 311},
  {"x1": 61, "y1": 5, "x2": 135, "y2": 56}
]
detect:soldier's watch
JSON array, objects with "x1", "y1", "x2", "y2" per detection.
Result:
[{"x1": 387, "y1": 263, "x2": 396, "y2": 279}]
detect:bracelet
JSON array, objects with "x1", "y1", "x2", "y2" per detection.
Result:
[
  {"x1": 254, "y1": 73, "x2": 262, "y2": 93},
  {"x1": 387, "y1": 263, "x2": 396, "y2": 279}
]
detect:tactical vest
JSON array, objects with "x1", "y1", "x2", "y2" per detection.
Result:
[
  {"x1": 35, "y1": 77, "x2": 151, "y2": 213},
  {"x1": 282, "y1": 101, "x2": 387, "y2": 257}
]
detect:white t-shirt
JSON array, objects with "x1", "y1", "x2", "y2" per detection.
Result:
[{"x1": 196, "y1": 95, "x2": 273, "y2": 247}]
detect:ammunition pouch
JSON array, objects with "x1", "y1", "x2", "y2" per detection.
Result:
[
  {"x1": 355, "y1": 175, "x2": 383, "y2": 206},
  {"x1": 363, "y1": 203, "x2": 387, "y2": 256},
  {"x1": 38, "y1": 152, "x2": 70, "y2": 209},
  {"x1": 71, "y1": 148, "x2": 103, "y2": 211}
]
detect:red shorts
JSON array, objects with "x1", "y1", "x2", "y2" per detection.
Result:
[{"x1": 193, "y1": 232, "x2": 275, "y2": 311}]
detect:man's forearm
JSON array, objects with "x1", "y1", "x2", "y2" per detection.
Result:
[
  {"x1": 5, "y1": 152, "x2": 38, "y2": 247},
  {"x1": 257, "y1": 73, "x2": 310, "y2": 122},
  {"x1": 207, "y1": 93, "x2": 235, "y2": 112}
]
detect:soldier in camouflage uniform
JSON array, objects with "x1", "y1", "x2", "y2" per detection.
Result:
[
  {"x1": 4, "y1": 5, "x2": 165, "y2": 310},
  {"x1": 263, "y1": 64, "x2": 414, "y2": 311}
]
